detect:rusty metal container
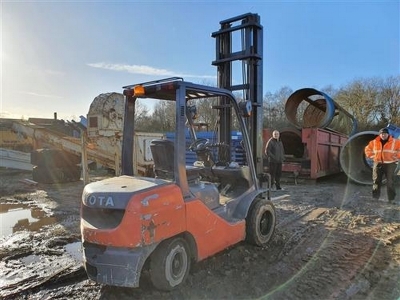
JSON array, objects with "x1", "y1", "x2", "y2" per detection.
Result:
[
  {"x1": 272, "y1": 88, "x2": 356, "y2": 180},
  {"x1": 264, "y1": 127, "x2": 348, "y2": 180}
]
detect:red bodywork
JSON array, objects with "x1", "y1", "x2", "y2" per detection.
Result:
[{"x1": 82, "y1": 182, "x2": 245, "y2": 261}]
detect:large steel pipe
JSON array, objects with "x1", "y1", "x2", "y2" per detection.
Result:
[
  {"x1": 285, "y1": 88, "x2": 357, "y2": 136},
  {"x1": 339, "y1": 131, "x2": 378, "y2": 185}
]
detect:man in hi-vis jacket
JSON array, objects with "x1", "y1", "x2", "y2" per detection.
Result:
[{"x1": 364, "y1": 128, "x2": 400, "y2": 202}]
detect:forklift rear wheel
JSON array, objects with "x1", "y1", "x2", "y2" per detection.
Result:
[
  {"x1": 150, "y1": 237, "x2": 191, "y2": 291},
  {"x1": 245, "y1": 199, "x2": 276, "y2": 246}
]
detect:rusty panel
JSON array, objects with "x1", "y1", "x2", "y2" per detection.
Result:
[
  {"x1": 81, "y1": 184, "x2": 186, "y2": 248},
  {"x1": 302, "y1": 128, "x2": 348, "y2": 179},
  {"x1": 125, "y1": 184, "x2": 185, "y2": 247}
]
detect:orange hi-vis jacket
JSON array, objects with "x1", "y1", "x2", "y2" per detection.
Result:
[{"x1": 365, "y1": 135, "x2": 400, "y2": 164}]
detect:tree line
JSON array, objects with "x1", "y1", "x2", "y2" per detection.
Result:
[
  {"x1": 133, "y1": 75, "x2": 400, "y2": 134},
  {"x1": 265, "y1": 75, "x2": 400, "y2": 133}
]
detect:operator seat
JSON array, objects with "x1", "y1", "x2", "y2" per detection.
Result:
[
  {"x1": 150, "y1": 139, "x2": 201, "y2": 182},
  {"x1": 150, "y1": 139, "x2": 175, "y2": 180}
]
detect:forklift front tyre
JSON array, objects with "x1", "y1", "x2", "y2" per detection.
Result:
[
  {"x1": 246, "y1": 199, "x2": 276, "y2": 247},
  {"x1": 150, "y1": 237, "x2": 191, "y2": 291}
]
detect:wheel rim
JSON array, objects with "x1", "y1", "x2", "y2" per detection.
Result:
[
  {"x1": 172, "y1": 251, "x2": 184, "y2": 278},
  {"x1": 260, "y1": 209, "x2": 274, "y2": 237},
  {"x1": 166, "y1": 244, "x2": 188, "y2": 284}
]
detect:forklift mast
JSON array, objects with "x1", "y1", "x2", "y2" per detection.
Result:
[{"x1": 211, "y1": 13, "x2": 264, "y2": 176}]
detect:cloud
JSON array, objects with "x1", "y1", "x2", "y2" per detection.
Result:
[
  {"x1": 0, "y1": 111, "x2": 25, "y2": 119},
  {"x1": 87, "y1": 62, "x2": 215, "y2": 80},
  {"x1": 44, "y1": 69, "x2": 65, "y2": 76},
  {"x1": 19, "y1": 91, "x2": 64, "y2": 99}
]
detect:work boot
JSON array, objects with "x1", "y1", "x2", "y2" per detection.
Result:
[
  {"x1": 372, "y1": 189, "x2": 380, "y2": 200},
  {"x1": 388, "y1": 190, "x2": 396, "y2": 202}
]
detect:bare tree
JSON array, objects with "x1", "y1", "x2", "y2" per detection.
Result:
[
  {"x1": 378, "y1": 75, "x2": 400, "y2": 126},
  {"x1": 334, "y1": 78, "x2": 380, "y2": 131},
  {"x1": 151, "y1": 101, "x2": 175, "y2": 132},
  {"x1": 134, "y1": 100, "x2": 151, "y2": 131},
  {"x1": 193, "y1": 98, "x2": 219, "y2": 131},
  {"x1": 133, "y1": 76, "x2": 399, "y2": 133},
  {"x1": 263, "y1": 86, "x2": 293, "y2": 129}
]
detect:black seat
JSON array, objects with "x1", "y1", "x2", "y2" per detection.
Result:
[
  {"x1": 150, "y1": 139, "x2": 174, "y2": 180},
  {"x1": 150, "y1": 139, "x2": 201, "y2": 182}
]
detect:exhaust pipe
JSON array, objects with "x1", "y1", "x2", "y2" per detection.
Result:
[
  {"x1": 339, "y1": 131, "x2": 378, "y2": 185},
  {"x1": 285, "y1": 88, "x2": 358, "y2": 136}
]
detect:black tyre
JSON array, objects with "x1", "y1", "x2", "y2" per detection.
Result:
[
  {"x1": 31, "y1": 149, "x2": 80, "y2": 168},
  {"x1": 32, "y1": 165, "x2": 80, "y2": 183},
  {"x1": 150, "y1": 237, "x2": 191, "y2": 291},
  {"x1": 32, "y1": 166, "x2": 52, "y2": 183},
  {"x1": 246, "y1": 199, "x2": 276, "y2": 246}
]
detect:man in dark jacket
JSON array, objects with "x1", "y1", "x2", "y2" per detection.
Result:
[{"x1": 265, "y1": 130, "x2": 285, "y2": 190}]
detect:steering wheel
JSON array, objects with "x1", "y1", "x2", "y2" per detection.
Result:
[{"x1": 189, "y1": 138, "x2": 209, "y2": 152}]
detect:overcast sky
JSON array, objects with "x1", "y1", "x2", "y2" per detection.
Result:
[{"x1": 1, "y1": 0, "x2": 399, "y2": 120}]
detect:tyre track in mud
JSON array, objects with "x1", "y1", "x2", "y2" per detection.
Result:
[
  {"x1": 2, "y1": 170, "x2": 400, "y2": 299},
  {"x1": 267, "y1": 227, "x2": 382, "y2": 300},
  {"x1": 266, "y1": 185, "x2": 400, "y2": 300}
]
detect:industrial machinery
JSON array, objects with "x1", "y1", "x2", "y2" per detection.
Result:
[
  {"x1": 282, "y1": 88, "x2": 399, "y2": 184},
  {"x1": 272, "y1": 88, "x2": 356, "y2": 180},
  {"x1": 86, "y1": 92, "x2": 163, "y2": 176},
  {"x1": 8, "y1": 93, "x2": 162, "y2": 183},
  {"x1": 81, "y1": 13, "x2": 277, "y2": 290}
]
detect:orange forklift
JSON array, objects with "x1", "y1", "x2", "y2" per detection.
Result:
[{"x1": 81, "y1": 13, "x2": 277, "y2": 290}]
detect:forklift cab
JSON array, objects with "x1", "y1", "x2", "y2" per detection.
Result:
[{"x1": 122, "y1": 77, "x2": 264, "y2": 212}]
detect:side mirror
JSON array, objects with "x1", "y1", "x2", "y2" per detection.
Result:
[
  {"x1": 239, "y1": 101, "x2": 252, "y2": 117},
  {"x1": 187, "y1": 105, "x2": 198, "y2": 120}
]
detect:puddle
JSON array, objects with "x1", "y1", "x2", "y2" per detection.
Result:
[
  {"x1": 0, "y1": 202, "x2": 57, "y2": 238},
  {"x1": 65, "y1": 241, "x2": 83, "y2": 262},
  {"x1": 21, "y1": 254, "x2": 43, "y2": 265}
]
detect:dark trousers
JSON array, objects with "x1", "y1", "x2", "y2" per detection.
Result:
[
  {"x1": 372, "y1": 162, "x2": 397, "y2": 201},
  {"x1": 269, "y1": 162, "x2": 282, "y2": 189}
]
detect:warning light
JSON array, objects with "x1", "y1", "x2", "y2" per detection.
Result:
[{"x1": 133, "y1": 85, "x2": 145, "y2": 97}]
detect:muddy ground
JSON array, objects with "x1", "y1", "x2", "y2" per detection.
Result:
[{"x1": 1, "y1": 168, "x2": 400, "y2": 300}]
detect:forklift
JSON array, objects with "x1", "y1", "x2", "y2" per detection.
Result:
[{"x1": 81, "y1": 13, "x2": 277, "y2": 291}]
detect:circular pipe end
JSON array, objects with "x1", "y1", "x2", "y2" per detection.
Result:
[{"x1": 340, "y1": 131, "x2": 378, "y2": 185}]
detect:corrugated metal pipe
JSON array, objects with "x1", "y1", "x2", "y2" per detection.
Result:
[{"x1": 285, "y1": 88, "x2": 358, "y2": 136}]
